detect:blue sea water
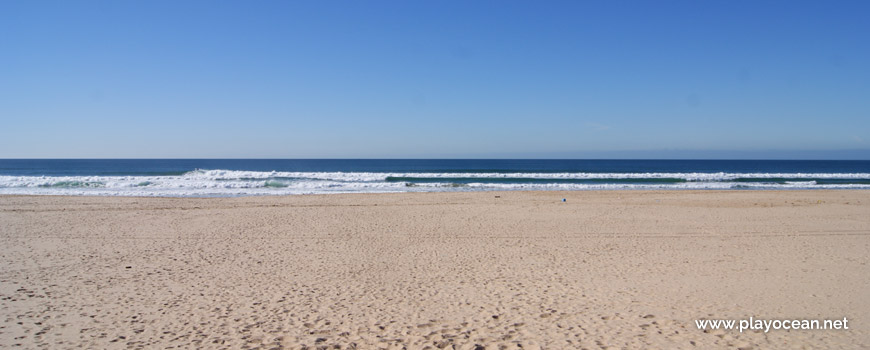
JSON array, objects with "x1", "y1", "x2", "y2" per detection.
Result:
[{"x1": 1, "y1": 159, "x2": 869, "y2": 196}]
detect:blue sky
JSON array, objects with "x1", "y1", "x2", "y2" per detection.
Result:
[{"x1": 1, "y1": 1, "x2": 868, "y2": 159}]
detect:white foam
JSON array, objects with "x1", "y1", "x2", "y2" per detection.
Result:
[
  {"x1": 180, "y1": 169, "x2": 870, "y2": 181},
  {"x1": 0, "y1": 169, "x2": 868, "y2": 196}
]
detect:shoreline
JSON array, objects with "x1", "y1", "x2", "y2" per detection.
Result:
[{"x1": 2, "y1": 188, "x2": 870, "y2": 199}]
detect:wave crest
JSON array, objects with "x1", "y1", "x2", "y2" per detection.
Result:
[{"x1": 0, "y1": 169, "x2": 868, "y2": 196}]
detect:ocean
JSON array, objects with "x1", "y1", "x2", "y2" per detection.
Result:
[{"x1": 1, "y1": 159, "x2": 869, "y2": 196}]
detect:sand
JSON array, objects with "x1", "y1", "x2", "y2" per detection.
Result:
[{"x1": 1, "y1": 190, "x2": 868, "y2": 349}]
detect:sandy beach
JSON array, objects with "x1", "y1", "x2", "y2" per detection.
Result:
[{"x1": 1, "y1": 190, "x2": 868, "y2": 349}]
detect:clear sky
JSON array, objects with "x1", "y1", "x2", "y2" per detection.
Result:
[{"x1": 1, "y1": 1, "x2": 868, "y2": 159}]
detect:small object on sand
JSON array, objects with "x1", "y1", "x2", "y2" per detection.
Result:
[
  {"x1": 562, "y1": 198, "x2": 566, "y2": 202},
  {"x1": 125, "y1": 266, "x2": 132, "y2": 269},
  {"x1": 495, "y1": 196, "x2": 500, "y2": 198}
]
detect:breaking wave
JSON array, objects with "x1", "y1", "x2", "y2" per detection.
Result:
[{"x1": 1, "y1": 169, "x2": 869, "y2": 196}]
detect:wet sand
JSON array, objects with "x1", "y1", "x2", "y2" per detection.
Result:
[{"x1": 1, "y1": 191, "x2": 868, "y2": 349}]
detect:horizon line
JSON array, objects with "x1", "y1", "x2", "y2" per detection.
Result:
[{"x1": 2, "y1": 158, "x2": 870, "y2": 161}]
